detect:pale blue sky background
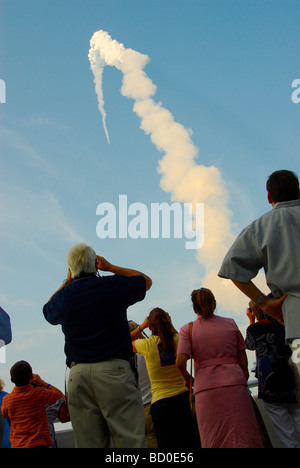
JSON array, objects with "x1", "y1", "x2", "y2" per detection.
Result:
[{"x1": 0, "y1": 0, "x2": 299, "y2": 394}]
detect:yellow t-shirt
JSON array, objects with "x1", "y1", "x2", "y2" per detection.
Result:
[{"x1": 135, "y1": 334, "x2": 188, "y2": 404}]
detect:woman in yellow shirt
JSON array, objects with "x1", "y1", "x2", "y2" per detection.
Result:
[{"x1": 132, "y1": 308, "x2": 200, "y2": 449}]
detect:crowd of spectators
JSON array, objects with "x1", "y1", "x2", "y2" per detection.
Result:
[{"x1": 1, "y1": 169, "x2": 300, "y2": 448}]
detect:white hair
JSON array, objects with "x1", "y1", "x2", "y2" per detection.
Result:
[{"x1": 67, "y1": 243, "x2": 97, "y2": 278}]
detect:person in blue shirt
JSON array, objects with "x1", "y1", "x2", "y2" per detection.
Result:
[
  {"x1": 0, "y1": 306, "x2": 12, "y2": 348},
  {"x1": 0, "y1": 306, "x2": 12, "y2": 447},
  {"x1": 0, "y1": 379, "x2": 10, "y2": 448},
  {"x1": 43, "y1": 242, "x2": 152, "y2": 448}
]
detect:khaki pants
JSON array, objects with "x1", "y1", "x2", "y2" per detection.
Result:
[
  {"x1": 68, "y1": 359, "x2": 147, "y2": 448},
  {"x1": 262, "y1": 400, "x2": 300, "y2": 448}
]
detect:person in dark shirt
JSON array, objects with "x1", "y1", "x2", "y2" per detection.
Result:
[
  {"x1": 245, "y1": 301, "x2": 300, "y2": 448},
  {"x1": 43, "y1": 242, "x2": 152, "y2": 448},
  {"x1": 0, "y1": 305, "x2": 12, "y2": 447}
]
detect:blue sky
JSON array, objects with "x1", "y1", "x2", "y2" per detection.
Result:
[{"x1": 0, "y1": 0, "x2": 299, "y2": 394}]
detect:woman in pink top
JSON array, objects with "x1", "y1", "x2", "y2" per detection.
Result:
[{"x1": 176, "y1": 288, "x2": 263, "y2": 448}]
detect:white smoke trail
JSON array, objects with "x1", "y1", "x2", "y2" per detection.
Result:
[
  {"x1": 93, "y1": 67, "x2": 110, "y2": 144},
  {"x1": 88, "y1": 30, "x2": 255, "y2": 314},
  {"x1": 88, "y1": 50, "x2": 110, "y2": 144}
]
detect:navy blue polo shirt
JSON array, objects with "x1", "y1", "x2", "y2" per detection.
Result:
[{"x1": 43, "y1": 274, "x2": 146, "y2": 367}]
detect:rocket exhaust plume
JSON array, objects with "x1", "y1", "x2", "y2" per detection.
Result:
[
  {"x1": 88, "y1": 30, "x2": 253, "y2": 314},
  {"x1": 89, "y1": 52, "x2": 110, "y2": 144}
]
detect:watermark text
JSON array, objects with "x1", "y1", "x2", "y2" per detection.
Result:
[
  {"x1": 291, "y1": 339, "x2": 300, "y2": 364},
  {"x1": 0, "y1": 79, "x2": 6, "y2": 104},
  {"x1": 291, "y1": 79, "x2": 300, "y2": 104},
  {"x1": 96, "y1": 195, "x2": 204, "y2": 250}
]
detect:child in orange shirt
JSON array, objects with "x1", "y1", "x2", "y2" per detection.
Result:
[{"x1": 1, "y1": 360, "x2": 63, "y2": 448}]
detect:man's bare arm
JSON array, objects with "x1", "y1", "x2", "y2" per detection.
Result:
[
  {"x1": 96, "y1": 256, "x2": 152, "y2": 291},
  {"x1": 231, "y1": 279, "x2": 286, "y2": 325}
]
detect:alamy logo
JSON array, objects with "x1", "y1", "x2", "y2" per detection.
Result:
[
  {"x1": 0, "y1": 79, "x2": 6, "y2": 104},
  {"x1": 291, "y1": 339, "x2": 300, "y2": 364},
  {"x1": 96, "y1": 195, "x2": 204, "y2": 250},
  {"x1": 291, "y1": 79, "x2": 300, "y2": 104}
]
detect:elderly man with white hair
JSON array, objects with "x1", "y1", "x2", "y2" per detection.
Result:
[{"x1": 43, "y1": 243, "x2": 152, "y2": 448}]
